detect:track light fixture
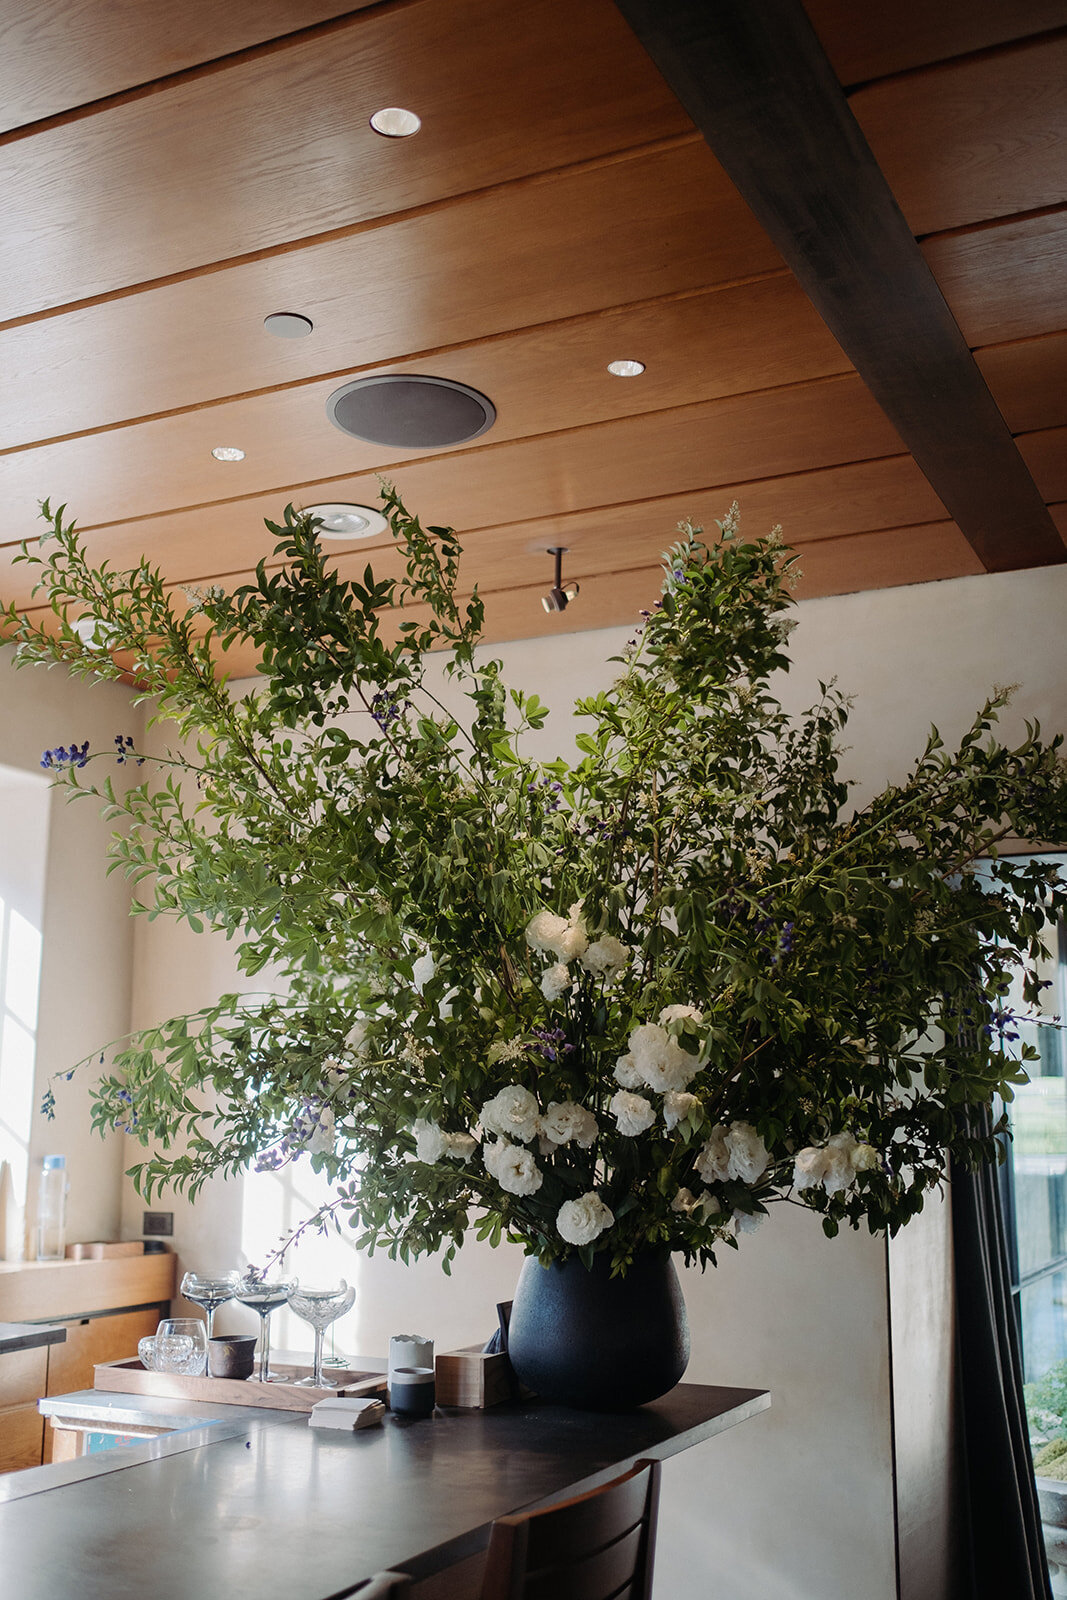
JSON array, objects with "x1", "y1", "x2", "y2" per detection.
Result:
[{"x1": 541, "y1": 547, "x2": 580, "y2": 613}]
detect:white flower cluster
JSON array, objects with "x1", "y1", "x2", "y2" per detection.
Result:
[
  {"x1": 474, "y1": 1084, "x2": 606, "y2": 1241},
  {"x1": 694, "y1": 1122, "x2": 771, "y2": 1185},
  {"x1": 792, "y1": 1132, "x2": 878, "y2": 1196},
  {"x1": 607, "y1": 1008, "x2": 704, "y2": 1139},
  {"x1": 525, "y1": 908, "x2": 630, "y2": 996}
]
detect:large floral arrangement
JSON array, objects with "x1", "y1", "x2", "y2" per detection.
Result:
[{"x1": 5, "y1": 491, "x2": 1067, "y2": 1274}]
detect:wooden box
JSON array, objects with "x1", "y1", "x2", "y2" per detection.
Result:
[
  {"x1": 94, "y1": 1357, "x2": 386, "y2": 1413},
  {"x1": 434, "y1": 1346, "x2": 513, "y2": 1409}
]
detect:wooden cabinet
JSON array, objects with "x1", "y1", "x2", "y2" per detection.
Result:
[{"x1": 0, "y1": 1255, "x2": 176, "y2": 1473}]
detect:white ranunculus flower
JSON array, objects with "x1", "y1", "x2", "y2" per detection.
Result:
[
  {"x1": 557, "y1": 1191, "x2": 614, "y2": 1247},
  {"x1": 556, "y1": 923, "x2": 589, "y2": 962},
  {"x1": 609, "y1": 1089, "x2": 656, "y2": 1137},
  {"x1": 734, "y1": 1211, "x2": 765, "y2": 1235},
  {"x1": 625, "y1": 1023, "x2": 696, "y2": 1093},
  {"x1": 793, "y1": 1145, "x2": 834, "y2": 1192},
  {"x1": 444, "y1": 1131, "x2": 478, "y2": 1160},
  {"x1": 491, "y1": 1142, "x2": 543, "y2": 1196},
  {"x1": 541, "y1": 1100, "x2": 599, "y2": 1149},
  {"x1": 613, "y1": 1053, "x2": 645, "y2": 1089},
  {"x1": 851, "y1": 1142, "x2": 880, "y2": 1172},
  {"x1": 480, "y1": 1085, "x2": 541, "y2": 1144},
  {"x1": 581, "y1": 935, "x2": 629, "y2": 982},
  {"x1": 525, "y1": 910, "x2": 569, "y2": 955},
  {"x1": 671, "y1": 1187, "x2": 700, "y2": 1214},
  {"x1": 413, "y1": 1119, "x2": 448, "y2": 1163},
  {"x1": 662, "y1": 1090, "x2": 699, "y2": 1130},
  {"x1": 822, "y1": 1145, "x2": 856, "y2": 1196},
  {"x1": 412, "y1": 952, "x2": 435, "y2": 994},
  {"x1": 540, "y1": 963, "x2": 572, "y2": 1002},
  {"x1": 726, "y1": 1122, "x2": 771, "y2": 1184},
  {"x1": 694, "y1": 1124, "x2": 730, "y2": 1184},
  {"x1": 659, "y1": 1003, "x2": 703, "y2": 1026}
]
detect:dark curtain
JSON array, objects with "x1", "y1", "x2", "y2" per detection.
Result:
[{"x1": 952, "y1": 1128, "x2": 1052, "y2": 1600}]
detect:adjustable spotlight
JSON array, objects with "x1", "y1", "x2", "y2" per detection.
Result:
[{"x1": 541, "y1": 547, "x2": 580, "y2": 614}]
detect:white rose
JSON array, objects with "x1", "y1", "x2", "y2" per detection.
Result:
[
  {"x1": 412, "y1": 952, "x2": 435, "y2": 993},
  {"x1": 609, "y1": 1089, "x2": 656, "y2": 1137},
  {"x1": 659, "y1": 1004, "x2": 703, "y2": 1026},
  {"x1": 694, "y1": 1125, "x2": 730, "y2": 1184},
  {"x1": 663, "y1": 1091, "x2": 699, "y2": 1131},
  {"x1": 540, "y1": 963, "x2": 572, "y2": 1002},
  {"x1": 413, "y1": 1119, "x2": 448, "y2": 1163},
  {"x1": 581, "y1": 936, "x2": 629, "y2": 981},
  {"x1": 557, "y1": 1192, "x2": 615, "y2": 1247},
  {"x1": 480, "y1": 1085, "x2": 541, "y2": 1144},
  {"x1": 671, "y1": 1187, "x2": 700, "y2": 1214},
  {"x1": 626, "y1": 1023, "x2": 696, "y2": 1092},
  {"x1": 726, "y1": 1122, "x2": 771, "y2": 1184},
  {"x1": 822, "y1": 1145, "x2": 856, "y2": 1196},
  {"x1": 525, "y1": 910, "x2": 568, "y2": 955},
  {"x1": 541, "y1": 1100, "x2": 599, "y2": 1148},
  {"x1": 490, "y1": 1142, "x2": 543, "y2": 1197},
  {"x1": 444, "y1": 1131, "x2": 478, "y2": 1161},
  {"x1": 734, "y1": 1211, "x2": 765, "y2": 1236},
  {"x1": 613, "y1": 1053, "x2": 645, "y2": 1089}
]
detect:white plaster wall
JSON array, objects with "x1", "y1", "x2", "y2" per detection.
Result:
[
  {"x1": 118, "y1": 559, "x2": 1067, "y2": 1600},
  {"x1": 0, "y1": 645, "x2": 141, "y2": 1248}
]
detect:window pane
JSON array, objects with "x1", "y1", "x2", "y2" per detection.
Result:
[
  {"x1": 1009, "y1": 1023, "x2": 1067, "y2": 1279},
  {"x1": 1020, "y1": 1268, "x2": 1067, "y2": 1383}
]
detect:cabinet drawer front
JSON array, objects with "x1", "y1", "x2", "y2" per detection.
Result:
[
  {"x1": 48, "y1": 1308, "x2": 164, "y2": 1395},
  {"x1": 0, "y1": 1345, "x2": 47, "y2": 1409},
  {"x1": 0, "y1": 1403, "x2": 45, "y2": 1473}
]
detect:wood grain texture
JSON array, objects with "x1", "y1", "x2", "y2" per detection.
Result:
[
  {"x1": 0, "y1": 140, "x2": 778, "y2": 448},
  {"x1": 851, "y1": 35, "x2": 1067, "y2": 235},
  {"x1": 976, "y1": 332, "x2": 1067, "y2": 435},
  {"x1": 47, "y1": 1309, "x2": 164, "y2": 1397},
  {"x1": 921, "y1": 211, "x2": 1067, "y2": 346},
  {"x1": 802, "y1": 0, "x2": 1067, "y2": 87},
  {"x1": 0, "y1": 0, "x2": 692, "y2": 321},
  {"x1": 0, "y1": 1255, "x2": 176, "y2": 1323},
  {"x1": 0, "y1": 1, "x2": 369, "y2": 133},
  {"x1": 0, "y1": 1403, "x2": 45, "y2": 1474},
  {"x1": 0, "y1": 1345, "x2": 48, "y2": 1410},
  {"x1": 1018, "y1": 428, "x2": 1067, "y2": 502},
  {"x1": 0, "y1": 279, "x2": 851, "y2": 534},
  {"x1": 612, "y1": 0, "x2": 1064, "y2": 571}
]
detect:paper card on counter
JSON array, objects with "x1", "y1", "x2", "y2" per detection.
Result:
[{"x1": 308, "y1": 1397, "x2": 386, "y2": 1431}]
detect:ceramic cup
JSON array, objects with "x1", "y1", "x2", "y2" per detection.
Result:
[
  {"x1": 208, "y1": 1333, "x2": 257, "y2": 1379},
  {"x1": 389, "y1": 1364, "x2": 436, "y2": 1416}
]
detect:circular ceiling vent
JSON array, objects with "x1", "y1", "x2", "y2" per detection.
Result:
[{"x1": 325, "y1": 374, "x2": 496, "y2": 450}]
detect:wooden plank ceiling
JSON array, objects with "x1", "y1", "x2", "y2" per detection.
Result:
[{"x1": 1, "y1": 0, "x2": 1065, "y2": 676}]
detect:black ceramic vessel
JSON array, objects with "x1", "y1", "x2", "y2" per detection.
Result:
[{"x1": 506, "y1": 1250, "x2": 690, "y2": 1410}]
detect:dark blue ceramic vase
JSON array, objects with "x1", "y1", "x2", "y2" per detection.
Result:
[{"x1": 506, "y1": 1250, "x2": 690, "y2": 1410}]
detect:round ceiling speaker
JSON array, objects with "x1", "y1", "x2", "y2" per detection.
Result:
[{"x1": 325, "y1": 374, "x2": 496, "y2": 450}]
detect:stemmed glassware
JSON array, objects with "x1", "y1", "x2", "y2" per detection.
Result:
[
  {"x1": 180, "y1": 1270, "x2": 239, "y2": 1339},
  {"x1": 234, "y1": 1268, "x2": 295, "y2": 1382},
  {"x1": 287, "y1": 1281, "x2": 356, "y2": 1388}
]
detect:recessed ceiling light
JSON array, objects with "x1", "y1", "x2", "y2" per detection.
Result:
[
  {"x1": 607, "y1": 359, "x2": 645, "y2": 377},
  {"x1": 370, "y1": 107, "x2": 421, "y2": 138},
  {"x1": 211, "y1": 446, "x2": 245, "y2": 461},
  {"x1": 326, "y1": 374, "x2": 496, "y2": 449},
  {"x1": 302, "y1": 502, "x2": 389, "y2": 540},
  {"x1": 264, "y1": 311, "x2": 314, "y2": 338}
]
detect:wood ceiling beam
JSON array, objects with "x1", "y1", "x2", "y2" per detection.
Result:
[{"x1": 612, "y1": 0, "x2": 1065, "y2": 572}]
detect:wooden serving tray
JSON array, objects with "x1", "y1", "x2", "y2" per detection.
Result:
[{"x1": 94, "y1": 1357, "x2": 386, "y2": 1412}]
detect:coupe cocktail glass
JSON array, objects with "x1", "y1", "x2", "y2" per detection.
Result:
[
  {"x1": 180, "y1": 1270, "x2": 239, "y2": 1339},
  {"x1": 234, "y1": 1269, "x2": 294, "y2": 1382},
  {"x1": 287, "y1": 1281, "x2": 356, "y2": 1388}
]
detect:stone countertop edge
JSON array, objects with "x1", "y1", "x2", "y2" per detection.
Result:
[{"x1": 0, "y1": 1321, "x2": 67, "y2": 1355}]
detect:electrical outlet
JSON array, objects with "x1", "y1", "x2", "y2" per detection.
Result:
[{"x1": 142, "y1": 1210, "x2": 174, "y2": 1237}]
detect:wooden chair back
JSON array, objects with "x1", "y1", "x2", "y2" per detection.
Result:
[{"x1": 479, "y1": 1457, "x2": 661, "y2": 1600}]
